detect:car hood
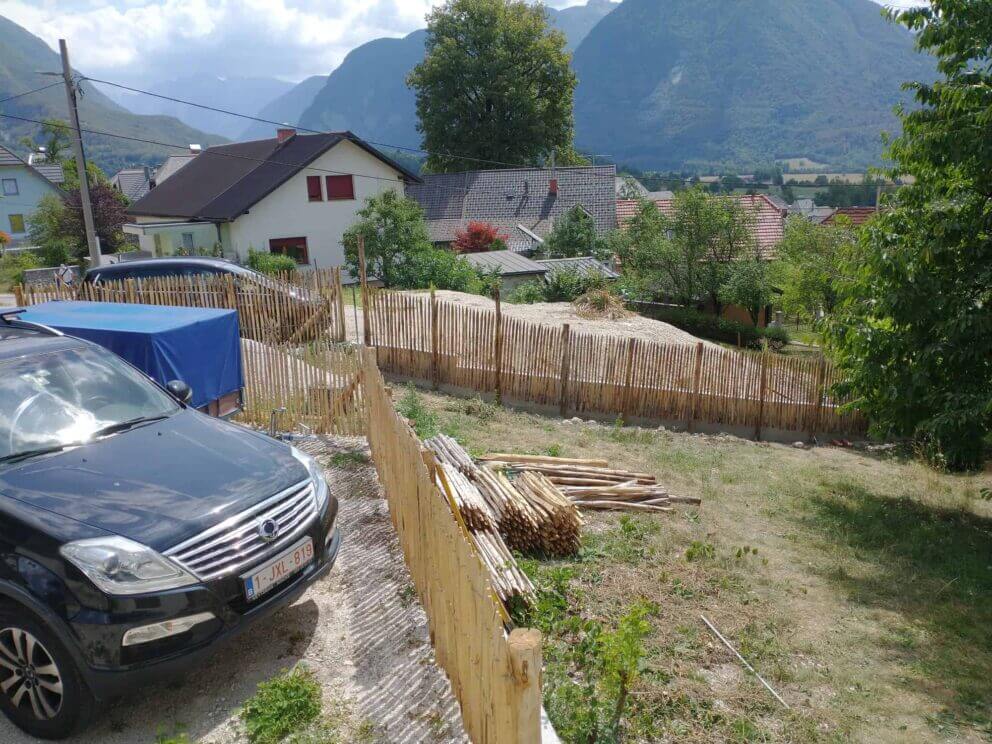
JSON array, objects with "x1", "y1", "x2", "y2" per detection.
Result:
[{"x1": 0, "y1": 411, "x2": 308, "y2": 552}]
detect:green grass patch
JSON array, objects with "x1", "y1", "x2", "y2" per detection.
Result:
[
  {"x1": 240, "y1": 666, "x2": 322, "y2": 744},
  {"x1": 329, "y1": 450, "x2": 370, "y2": 468},
  {"x1": 396, "y1": 385, "x2": 439, "y2": 439}
]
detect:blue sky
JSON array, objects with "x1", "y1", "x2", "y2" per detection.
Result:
[{"x1": 0, "y1": 0, "x2": 926, "y2": 87}]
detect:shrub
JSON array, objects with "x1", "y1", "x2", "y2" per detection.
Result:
[
  {"x1": 393, "y1": 247, "x2": 484, "y2": 293},
  {"x1": 762, "y1": 324, "x2": 791, "y2": 350},
  {"x1": 573, "y1": 288, "x2": 629, "y2": 320},
  {"x1": 507, "y1": 280, "x2": 547, "y2": 304},
  {"x1": 453, "y1": 221, "x2": 508, "y2": 253},
  {"x1": 248, "y1": 250, "x2": 297, "y2": 276},
  {"x1": 239, "y1": 665, "x2": 321, "y2": 744},
  {"x1": 38, "y1": 238, "x2": 74, "y2": 267},
  {"x1": 0, "y1": 251, "x2": 41, "y2": 290},
  {"x1": 635, "y1": 305, "x2": 789, "y2": 349}
]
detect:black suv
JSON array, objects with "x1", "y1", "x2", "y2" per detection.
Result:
[{"x1": 0, "y1": 315, "x2": 340, "y2": 739}]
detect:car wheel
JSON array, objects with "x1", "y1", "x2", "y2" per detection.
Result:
[{"x1": 0, "y1": 607, "x2": 94, "y2": 740}]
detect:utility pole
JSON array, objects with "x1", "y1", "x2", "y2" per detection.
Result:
[{"x1": 58, "y1": 39, "x2": 100, "y2": 268}]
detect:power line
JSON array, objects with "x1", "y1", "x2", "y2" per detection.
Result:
[
  {"x1": 0, "y1": 82, "x2": 63, "y2": 106},
  {"x1": 0, "y1": 111, "x2": 620, "y2": 205},
  {"x1": 82, "y1": 76, "x2": 613, "y2": 171}
]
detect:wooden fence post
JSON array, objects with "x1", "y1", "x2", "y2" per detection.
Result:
[
  {"x1": 620, "y1": 337, "x2": 637, "y2": 423},
  {"x1": 13, "y1": 285, "x2": 23, "y2": 307},
  {"x1": 124, "y1": 278, "x2": 137, "y2": 305},
  {"x1": 358, "y1": 235, "x2": 371, "y2": 347},
  {"x1": 686, "y1": 342, "x2": 704, "y2": 432},
  {"x1": 558, "y1": 324, "x2": 572, "y2": 418},
  {"x1": 223, "y1": 273, "x2": 237, "y2": 308},
  {"x1": 508, "y1": 628, "x2": 542, "y2": 744},
  {"x1": 493, "y1": 286, "x2": 503, "y2": 404},
  {"x1": 334, "y1": 267, "x2": 346, "y2": 341},
  {"x1": 754, "y1": 346, "x2": 770, "y2": 441},
  {"x1": 430, "y1": 287, "x2": 440, "y2": 390},
  {"x1": 808, "y1": 355, "x2": 828, "y2": 442}
]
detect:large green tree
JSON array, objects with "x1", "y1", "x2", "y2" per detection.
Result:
[
  {"x1": 542, "y1": 205, "x2": 608, "y2": 259},
  {"x1": 773, "y1": 215, "x2": 854, "y2": 322},
  {"x1": 408, "y1": 0, "x2": 577, "y2": 172},
  {"x1": 828, "y1": 1, "x2": 992, "y2": 470}
]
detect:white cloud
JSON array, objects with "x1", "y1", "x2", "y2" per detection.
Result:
[{"x1": 0, "y1": 0, "x2": 924, "y2": 86}]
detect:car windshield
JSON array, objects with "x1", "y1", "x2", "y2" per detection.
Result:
[{"x1": 0, "y1": 344, "x2": 180, "y2": 461}]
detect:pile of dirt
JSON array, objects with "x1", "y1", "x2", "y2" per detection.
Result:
[{"x1": 433, "y1": 290, "x2": 715, "y2": 347}]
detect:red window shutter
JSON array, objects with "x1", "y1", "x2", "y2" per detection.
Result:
[
  {"x1": 306, "y1": 175, "x2": 322, "y2": 201},
  {"x1": 325, "y1": 175, "x2": 354, "y2": 200}
]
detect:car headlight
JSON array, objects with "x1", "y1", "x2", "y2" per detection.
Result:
[
  {"x1": 60, "y1": 536, "x2": 197, "y2": 595},
  {"x1": 291, "y1": 447, "x2": 329, "y2": 512}
]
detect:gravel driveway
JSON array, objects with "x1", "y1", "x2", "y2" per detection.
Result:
[{"x1": 0, "y1": 437, "x2": 466, "y2": 743}]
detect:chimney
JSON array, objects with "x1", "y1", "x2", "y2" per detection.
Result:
[
  {"x1": 549, "y1": 178, "x2": 558, "y2": 196},
  {"x1": 277, "y1": 128, "x2": 296, "y2": 143},
  {"x1": 189, "y1": 144, "x2": 202, "y2": 154}
]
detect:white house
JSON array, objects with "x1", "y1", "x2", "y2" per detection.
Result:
[{"x1": 124, "y1": 129, "x2": 421, "y2": 267}]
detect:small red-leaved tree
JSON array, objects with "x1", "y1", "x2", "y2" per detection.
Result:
[{"x1": 452, "y1": 221, "x2": 508, "y2": 253}]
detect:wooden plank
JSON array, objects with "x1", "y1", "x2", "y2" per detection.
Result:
[{"x1": 558, "y1": 324, "x2": 572, "y2": 418}]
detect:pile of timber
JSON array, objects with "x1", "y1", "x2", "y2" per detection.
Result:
[
  {"x1": 512, "y1": 471, "x2": 583, "y2": 557},
  {"x1": 479, "y1": 453, "x2": 700, "y2": 513},
  {"x1": 472, "y1": 529, "x2": 535, "y2": 602},
  {"x1": 423, "y1": 436, "x2": 533, "y2": 603},
  {"x1": 424, "y1": 433, "x2": 474, "y2": 474}
]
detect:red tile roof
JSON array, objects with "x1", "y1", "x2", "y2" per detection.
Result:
[
  {"x1": 822, "y1": 207, "x2": 879, "y2": 226},
  {"x1": 617, "y1": 193, "x2": 786, "y2": 259}
]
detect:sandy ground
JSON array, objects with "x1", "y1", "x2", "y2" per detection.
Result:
[
  {"x1": 0, "y1": 437, "x2": 466, "y2": 744},
  {"x1": 344, "y1": 290, "x2": 711, "y2": 348},
  {"x1": 435, "y1": 291, "x2": 711, "y2": 347}
]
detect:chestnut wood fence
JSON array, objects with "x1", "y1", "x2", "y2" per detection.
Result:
[
  {"x1": 365, "y1": 289, "x2": 865, "y2": 438},
  {"x1": 15, "y1": 267, "x2": 348, "y2": 344},
  {"x1": 362, "y1": 349, "x2": 543, "y2": 744}
]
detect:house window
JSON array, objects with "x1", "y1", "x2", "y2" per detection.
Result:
[
  {"x1": 325, "y1": 175, "x2": 354, "y2": 200},
  {"x1": 1, "y1": 178, "x2": 18, "y2": 196},
  {"x1": 269, "y1": 236, "x2": 309, "y2": 265},
  {"x1": 306, "y1": 175, "x2": 323, "y2": 201},
  {"x1": 8, "y1": 214, "x2": 25, "y2": 234},
  {"x1": 181, "y1": 233, "x2": 195, "y2": 251}
]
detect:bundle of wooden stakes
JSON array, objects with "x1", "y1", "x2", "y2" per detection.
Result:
[
  {"x1": 423, "y1": 436, "x2": 534, "y2": 603},
  {"x1": 479, "y1": 453, "x2": 701, "y2": 513}
]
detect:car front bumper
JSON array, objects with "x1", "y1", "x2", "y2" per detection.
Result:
[{"x1": 77, "y1": 523, "x2": 341, "y2": 701}]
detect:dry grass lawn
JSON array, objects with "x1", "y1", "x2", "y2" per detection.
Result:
[{"x1": 395, "y1": 385, "x2": 992, "y2": 743}]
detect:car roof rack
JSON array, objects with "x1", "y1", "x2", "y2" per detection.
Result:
[{"x1": 0, "y1": 308, "x2": 63, "y2": 337}]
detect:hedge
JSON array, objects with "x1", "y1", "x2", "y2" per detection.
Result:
[{"x1": 631, "y1": 304, "x2": 790, "y2": 350}]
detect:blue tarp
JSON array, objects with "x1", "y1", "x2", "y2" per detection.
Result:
[{"x1": 20, "y1": 301, "x2": 243, "y2": 410}]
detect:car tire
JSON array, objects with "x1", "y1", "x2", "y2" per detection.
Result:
[{"x1": 0, "y1": 606, "x2": 94, "y2": 740}]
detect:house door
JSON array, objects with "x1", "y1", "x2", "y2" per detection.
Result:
[{"x1": 269, "y1": 237, "x2": 309, "y2": 265}]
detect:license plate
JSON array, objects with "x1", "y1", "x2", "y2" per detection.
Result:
[{"x1": 243, "y1": 537, "x2": 314, "y2": 602}]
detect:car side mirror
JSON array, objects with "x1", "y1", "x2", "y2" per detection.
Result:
[{"x1": 166, "y1": 380, "x2": 193, "y2": 404}]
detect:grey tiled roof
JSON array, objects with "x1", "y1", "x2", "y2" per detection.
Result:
[
  {"x1": 34, "y1": 164, "x2": 64, "y2": 184},
  {"x1": 0, "y1": 145, "x2": 21, "y2": 166},
  {"x1": 536, "y1": 256, "x2": 619, "y2": 280},
  {"x1": 426, "y1": 218, "x2": 551, "y2": 252},
  {"x1": 111, "y1": 168, "x2": 151, "y2": 200},
  {"x1": 155, "y1": 154, "x2": 197, "y2": 184},
  {"x1": 0, "y1": 144, "x2": 65, "y2": 186},
  {"x1": 461, "y1": 250, "x2": 547, "y2": 276},
  {"x1": 409, "y1": 165, "x2": 617, "y2": 238}
]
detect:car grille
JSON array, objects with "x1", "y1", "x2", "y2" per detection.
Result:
[{"x1": 165, "y1": 479, "x2": 316, "y2": 581}]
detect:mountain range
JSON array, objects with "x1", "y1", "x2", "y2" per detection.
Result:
[
  {"x1": 1, "y1": 0, "x2": 936, "y2": 174},
  {"x1": 571, "y1": 0, "x2": 935, "y2": 169},
  {"x1": 286, "y1": 0, "x2": 933, "y2": 170},
  {"x1": 0, "y1": 16, "x2": 224, "y2": 175}
]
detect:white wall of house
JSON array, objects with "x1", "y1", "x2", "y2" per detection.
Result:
[
  {"x1": 226, "y1": 139, "x2": 406, "y2": 268},
  {"x1": 125, "y1": 218, "x2": 220, "y2": 257}
]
